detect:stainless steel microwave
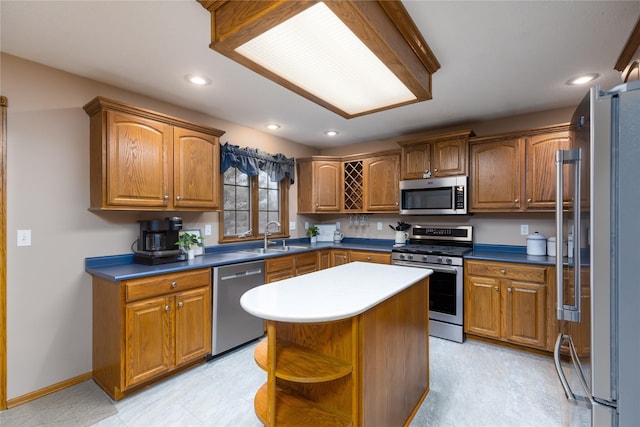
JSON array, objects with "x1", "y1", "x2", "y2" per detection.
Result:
[{"x1": 399, "y1": 176, "x2": 468, "y2": 215}]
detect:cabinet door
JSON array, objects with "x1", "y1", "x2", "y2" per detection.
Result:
[
  {"x1": 525, "y1": 131, "x2": 571, "y2": 210},
  {"x1": 173, "y1": 127, "x2": 220, "y2": 209},
  {"x1": 469, "y1": 138, "x2": 523, "y2": 211},
  {"x1": 266, "y1": 255, "x2": 295, "y2": 283},
  {"x1": 125, "y1": 296, "x2": 172, "y2": 388},
  {"x1": 318, "y1": 250, "x2": 331, "y2": 270},
  {"x1": 349, "y1": 250, "x2": 390, "y2": 264},
  {"x1": 107, "y1": 111, "x2": 172, "y2": 208},
  {"x1": 401, "y1": 144, "x2": 430, "y2": 180},
  {"x1": 331, "y1": 250, "x2": 349, "y2": 267},
  {"x1": 364, "y1": 155, "x2": 399, "y2": 211},
  {"x1": 503, "y1": 281, "x2": 547, "y2": 349},
  {"x1": 432, "y1": 138, "x2": 468, "y2": 177},
  {"x1": 295, "y1": 252, "x2": 318, "y2": 276},
  {"x1": 175, "y1": 287, "x2": 212, "y2": 366},
  {"x1": 464, "y1": 275, "x2": 501, "y2": 338},
  {"x1": 314, "y1": 161, "x2": 342, "y2": 212}
]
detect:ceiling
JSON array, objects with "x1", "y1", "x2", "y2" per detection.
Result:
[{"x1": 1, "y1": 1, "x2": 638, "y2": 148}]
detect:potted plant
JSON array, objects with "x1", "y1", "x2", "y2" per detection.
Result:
[
  {"x1": 176, "y1": 232, "x2": 202, "y2": 260},
  {"x1": 306, "y1": 225, "x2": 319, "y2": 244}
]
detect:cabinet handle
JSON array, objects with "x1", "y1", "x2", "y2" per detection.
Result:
[
  {"x1": 163, "y1": 195, "x2": 169, "y2": 200},
  {"x1": 176, "y1": 195, "x2": 182, "y2": 200},
  {"x1": 315, "y1": 203, "x2": 319, "y2": 207},
  {"x1": 367, "y1": 256, "x2": 371, "y2": 261},
  {"x1": 165, "y1": 305, "x2": 170, "y2": 311},
  {"x1": 500, "y1": 269, "x2": 506, "y2": 275},
  {"x1": 494, "y1": 286, "x2": 499, "y2": 291},
  {"x1": 434, "y1": 168, "x2": 438, "y2": 172},
  {"x1": 178, "y1": 301, "x2": 184, "y2": 308},
  {"x1": 171, "y1": 281, "x2": 177, "y2": 288},
  {"x1": 507, "y1": 288, "x2": 512, "y2": 293},
  {"x1": 527, "y1": 198, "x2": 532, "y2": 202},
  {"x1": 514, "y1": 198, "x2": 519, "y2": 203}
]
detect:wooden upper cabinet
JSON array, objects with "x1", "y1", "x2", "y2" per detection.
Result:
[
  {"x1": 469, "y1": 125, "x2": 572, "y2": 212},
  {"x1": 524, "y1": 130, "x2": 571, "y2": 210},
  {"x1": 469, "y1": 137, "x2": 523, "y2": 211},
  {"x1": 84, "y1": 96, "x2": 224, "y2": 211},
  {"x1": 398, "y1": 130, "x2": 473, "y2": 179},
  {"x1": 296, "y1": 158, "x2": 341, "y2": 213},
  {"x1": 364, "y1": 154, "x2": 399, "y2": 211},
  {"x1": 173, "y1": 127, "x2": 220, "y2": 209}
]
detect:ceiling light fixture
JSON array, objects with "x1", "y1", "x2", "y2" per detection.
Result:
[
  {"x1": 324, "y1": 130, "x2": 339, "y2": 137},
  {"x1": 565, "y1": 73, "x2": 599, "y2": 85},
  {"x1": 198, "y1": 1, "x2": 440, "y2": 119},
  {"x1": 266, "y1": 123, "x2": 281, "y2": 130},
  {"x1": 185, "y1": 74, "x2": 211, "y2": 86}
]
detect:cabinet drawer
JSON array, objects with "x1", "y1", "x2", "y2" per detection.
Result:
[
  {"x1": 125, "y1": 268, "x2": 211, "y2": 302},
  {"x1": 465, "y1": 261, "x2": 546, "y2": 283},
  {"x1": 349, "y1": 250, "x2": 390, "y2": 264}
]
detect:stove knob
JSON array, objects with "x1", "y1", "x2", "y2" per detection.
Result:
[
  {"x1": 445, "y1": 258, "x2": 453, "y2": 265},
  {"x1": 422, "y1": 255, "x2": 428, "y2": 262},
  {"x1": 398, "y1": 254, "x2": 406, "y2": 260},
  {"x1": 407, "y1": 254, "x2": 414, "y2": 260},
  {"x1": 437, "y1": 257, "x2": 443, "y2": 264}
]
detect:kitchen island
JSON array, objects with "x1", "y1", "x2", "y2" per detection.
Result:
[{"x1": 241, "y1": 262, "x2": 432, "y2": 427}]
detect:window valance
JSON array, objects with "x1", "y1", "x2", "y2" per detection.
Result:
[{"x1": 220, "y1": 143, "x2": 295, "y2": 184}]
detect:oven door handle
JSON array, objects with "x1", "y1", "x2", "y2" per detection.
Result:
[{"x1": 393, "y1": 260, "x2": 460, "y2": 274}]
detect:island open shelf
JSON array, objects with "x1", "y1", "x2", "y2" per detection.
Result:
[{"x1": 241, "y1": 262, "x2": 432, "y2": 426}]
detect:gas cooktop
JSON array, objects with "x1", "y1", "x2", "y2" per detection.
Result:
[{"x1": 392, "y1": 244, "x2": 472, "y2": 257}]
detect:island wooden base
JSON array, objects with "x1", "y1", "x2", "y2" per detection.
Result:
[{"x1": 253, "y1": 277, "x2": 429, "y2": 426}]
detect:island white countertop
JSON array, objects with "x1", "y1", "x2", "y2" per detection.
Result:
[{"x1": 240, "y1": 262, "x2": 432, "y2": 323}]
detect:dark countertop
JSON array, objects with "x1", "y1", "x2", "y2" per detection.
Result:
[
  {"x1": 85, "y1": 238, "x2": 395, "y2": 282},
  {"x1": 86, "y1": 240, "x2": 586, "y2": 283}
]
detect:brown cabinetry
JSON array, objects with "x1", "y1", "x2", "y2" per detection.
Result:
[
  {"x1": 469, "y1": 126, "x2": 571, "y2": 212},
  {"x1": 296, "y1": 158, "x2": 342, "y2": 213},
  {"x1": 398, "y1": 130, "x2": 474, "y2": 179},
  {"x1": 331, "y1": 250, "x2": 350, "y2": 267},
  {"x1": 349, "y1": 250, "x2": 390, "y2": 264},
  {"x1": 83, "y1": 97, "x2": 224, "y2": 211},
  {"x1": 265, "y1": 252, "x2": 320, "y2": 283},
  {"x1": 297, "y1": 151, "x2": 399, "y2": 214},
  {"x1": 465, "y1": 260, "x2": 549, "y2": 350},
  {"x1": 92, "y1": 268, "x2": 212, "y2": 400}
]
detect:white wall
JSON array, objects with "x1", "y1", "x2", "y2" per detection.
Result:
[{"x1": 1, "y1": 53, "x2": 317, "y2": 400}]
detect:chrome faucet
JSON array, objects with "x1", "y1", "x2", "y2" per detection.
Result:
[{"x1": 263, "y1": 221, "x2": 281, "y2": 250}]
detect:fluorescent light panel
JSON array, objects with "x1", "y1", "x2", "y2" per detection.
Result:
[{"x1": 235, "y1": 3, "x2": 416, "y2": 116}]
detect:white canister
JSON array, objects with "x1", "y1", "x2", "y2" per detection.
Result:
[
  {"x1": 526, "y1": 231, "x2": 547, "y2": 256},
  {"x1": 547, "y1": 237, "x2": 557, "y2": 257}
]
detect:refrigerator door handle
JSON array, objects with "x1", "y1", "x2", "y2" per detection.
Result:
[
  {"x1": 555, "y1": 149, "x2": 582, "y2": 322},
  {"x1": 553, "y1": 333, "x2": 593, "y2": 409}
]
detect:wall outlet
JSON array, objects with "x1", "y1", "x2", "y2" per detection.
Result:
[
  {"x1": 377, "y1": 221, "x2": 382, "y2": 230},
  {"x1": 289, "y1": 221, "x2": 296, "y2": 231},
  {"x1": 204, "y1": 224, "x2": 212, "y2": 236},
  {"x1": 17, "y1": 229, "x2": 31, "y2": 246},
  {"x1": 520, "y1": 224, "x2": 529, "y2": 236},
  {"x1": 304, "y1": 221, "x2": 309, "y2": 230},
  {"x1": 336, "y1": 221, "x2": 340, "y2": 230}
]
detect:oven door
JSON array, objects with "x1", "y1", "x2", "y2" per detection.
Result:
[{"x1": 391, "y1": 261, "x2": 463, "y2": 325}]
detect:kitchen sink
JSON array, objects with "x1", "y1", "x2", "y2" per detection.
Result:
[{"x1": 239, "y1": 245, "x2": 308, "y2": 254}]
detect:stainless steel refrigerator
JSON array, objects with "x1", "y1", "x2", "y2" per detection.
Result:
[{"x1": 553, "y1": 80, "x2": 640, "y2": 426}]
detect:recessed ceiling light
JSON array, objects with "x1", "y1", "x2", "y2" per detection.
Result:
[
  {"x1": 565, "y1": 73, "x2": 599, "y2": 85},
  {"x1": 185, "y1": 74, "x2": 211, "y2": 86},
  {"x1": 324, "y1": 130, "x2": 339, "y2": 137},
  {"x1": 265, "y1": 123, "x2": 281, "y2": 130}
]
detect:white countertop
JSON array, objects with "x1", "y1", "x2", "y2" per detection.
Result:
[{"x1": 240, "y1": 262, "x2": 432, "y2": 323}]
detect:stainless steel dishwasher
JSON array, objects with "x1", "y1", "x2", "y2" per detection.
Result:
[{"x1": 212, "y1": 260, "x2": 265, "y2": 356}]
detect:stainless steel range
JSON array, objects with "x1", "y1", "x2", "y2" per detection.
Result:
[{"x1": 391, "y1": 225, "x2": 473, "y2": 343}]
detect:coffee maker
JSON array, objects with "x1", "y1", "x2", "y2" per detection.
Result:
[{"x1": 133, "y1": 217, "x2": 187, "y2": 265}]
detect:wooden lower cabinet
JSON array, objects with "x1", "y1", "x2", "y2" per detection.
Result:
[
  {"x1": 318, "y1": 249, "x2": 331, "y2": 270},
  {"x1": 331, "y1": 250, "x2": 349, "y2": 267},
  {"x1": 349, "y1": 250, "x2": 390, "y2": 264},
  {"x1": 92, "y1": 268, "x2": 212, "y2": 400},
  {"x1": 265, "y1": 252, "x2": 320, "y2": 283},
  {"x1": 464, "y1": 260, "x2": 549, "y2": 351},
  {"x1": 552, "y1": 267, "x2": 591, "y2": 357}
]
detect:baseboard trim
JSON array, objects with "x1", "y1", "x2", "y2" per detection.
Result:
[{"x1": 6, "y1": 372, "x2": 93, "y2": 409}]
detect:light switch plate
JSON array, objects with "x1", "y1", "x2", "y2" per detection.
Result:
[
  {"x1": 377, "y1": 221, "x2": 383, "y2": 230},
  {"x1": 289, "y1": 221, "x2": 296, "y2": 231},
  {"x1": 204, "y1": 224, "x2": 212, "y2": 236},
  {"x1": 520, "y1": 224, "x2": 529, "y2": 236},
  {"x1": 17, "y1": 229, "x2": 31, "y2": 246}
]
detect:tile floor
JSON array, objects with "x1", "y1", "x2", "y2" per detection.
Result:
[{"x1": 0, "y1": 337, "x2": 589, "y2": 426}]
